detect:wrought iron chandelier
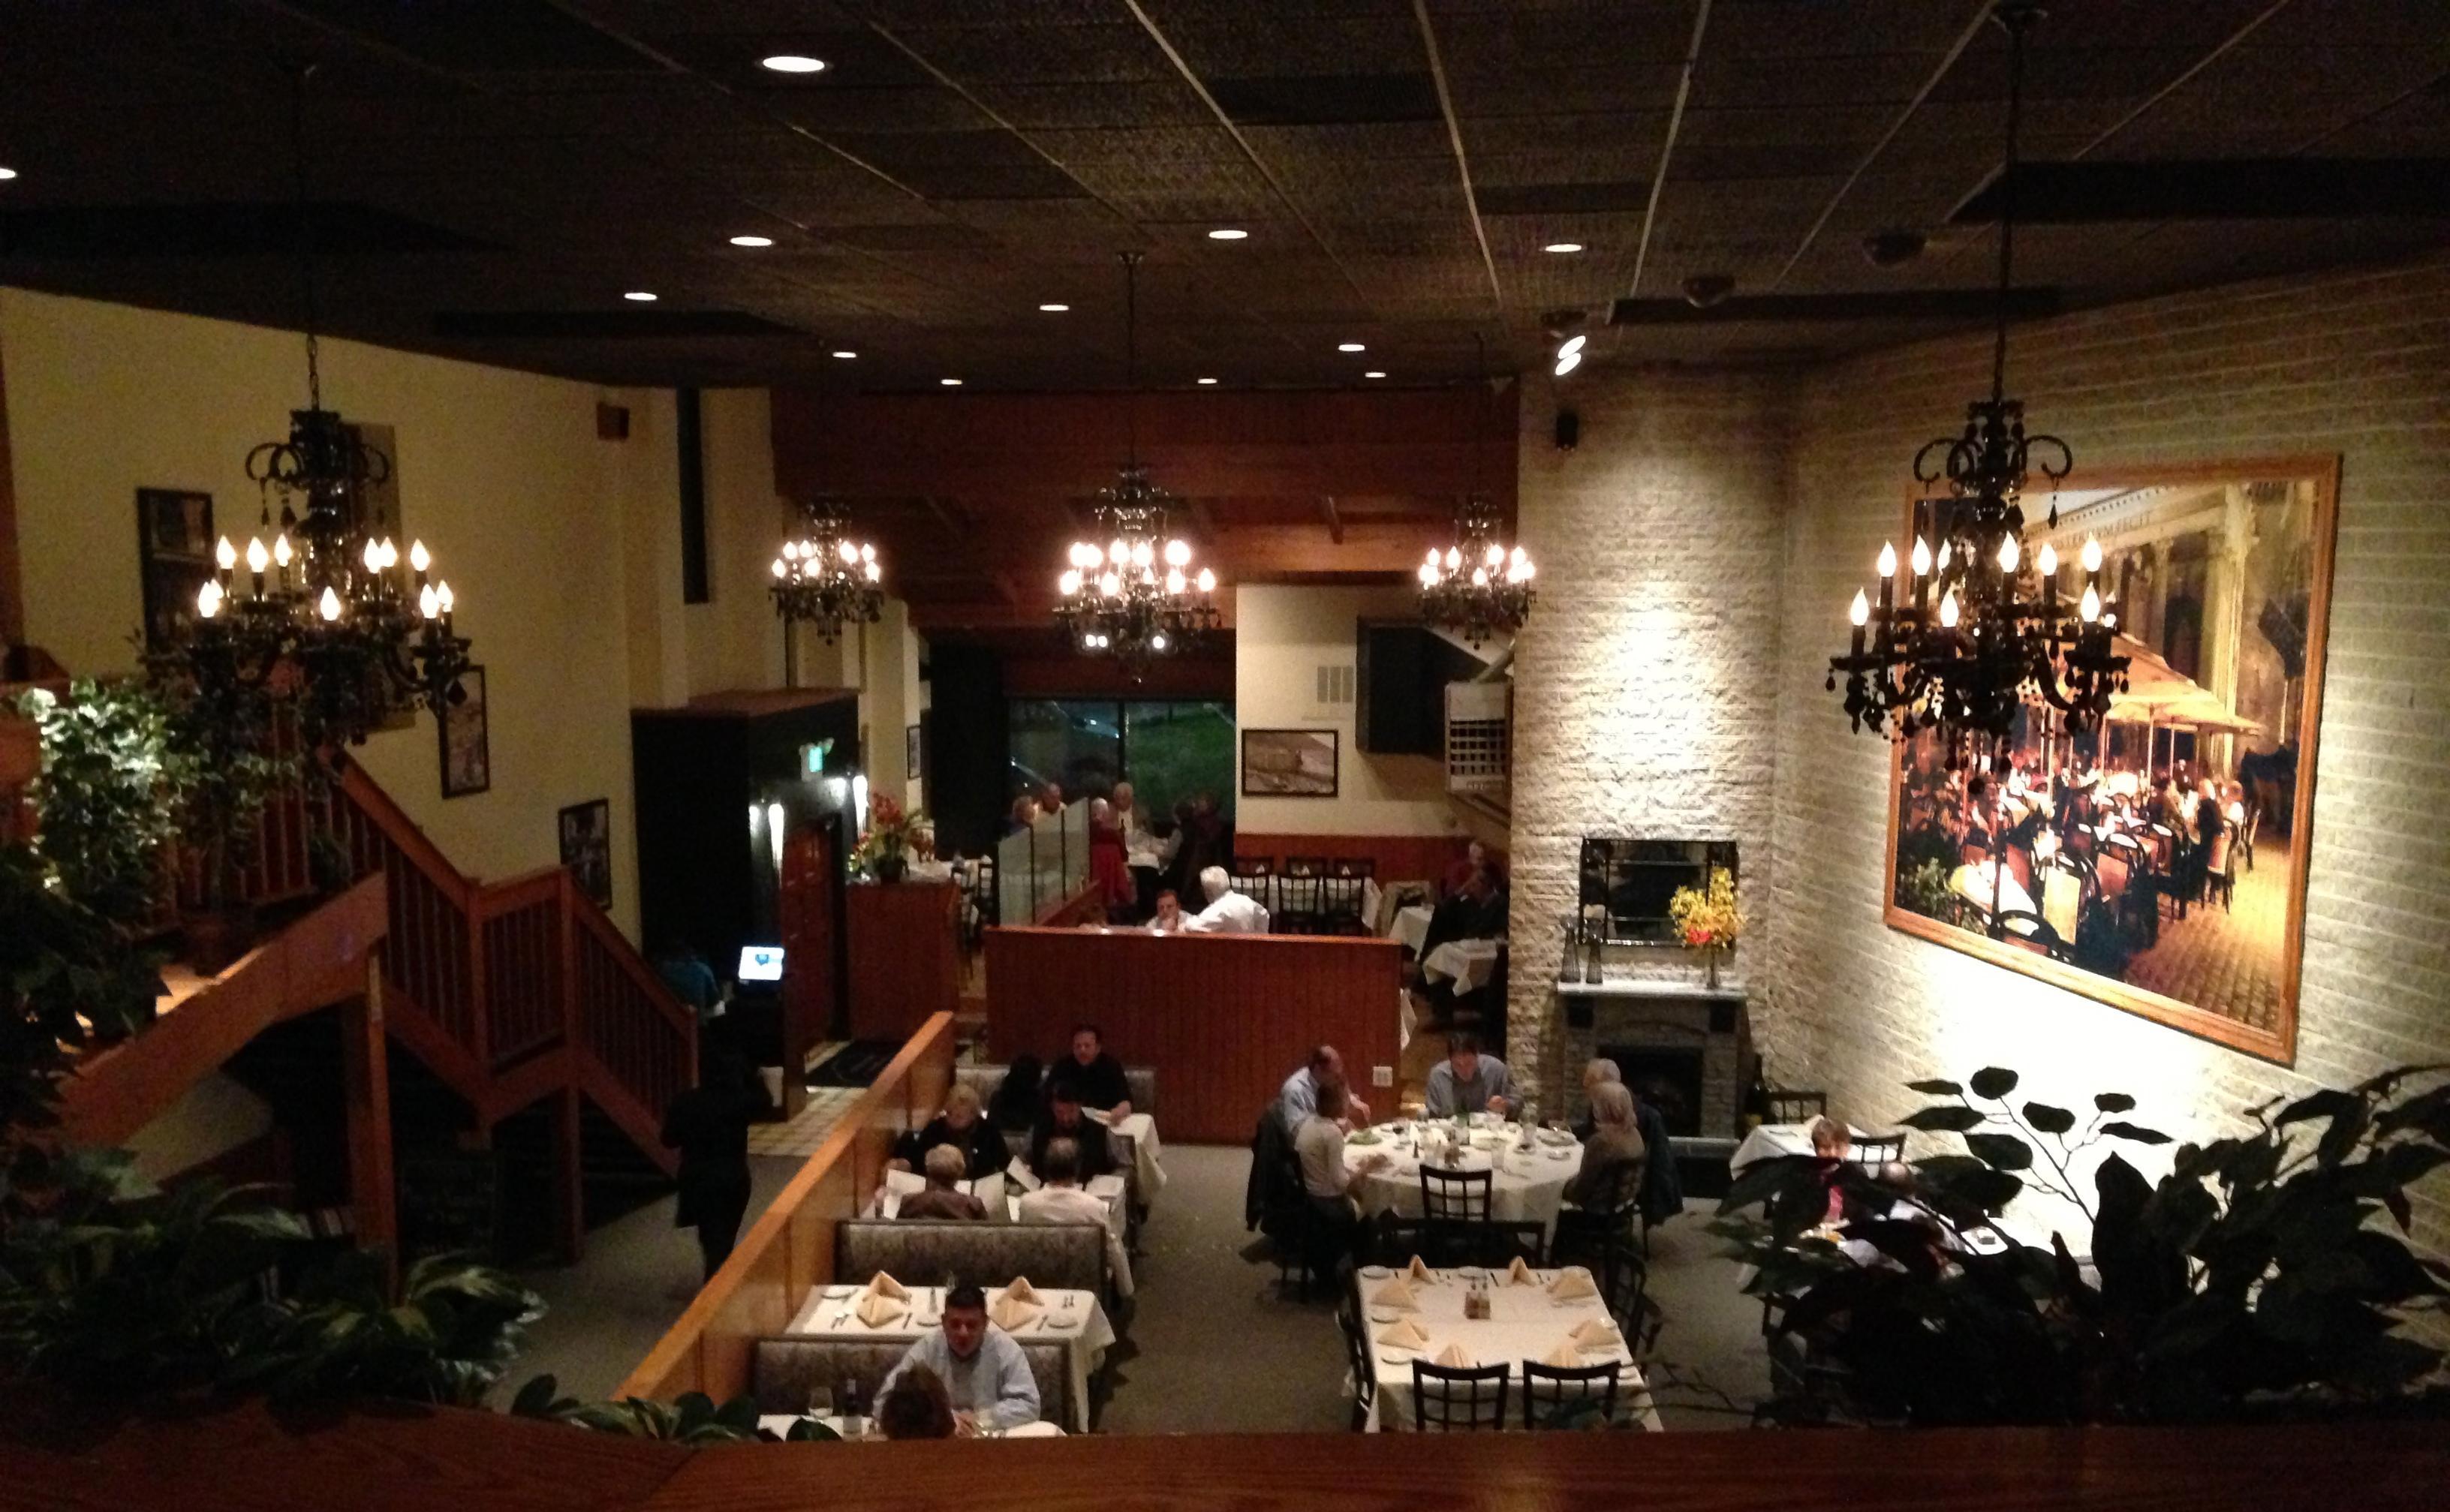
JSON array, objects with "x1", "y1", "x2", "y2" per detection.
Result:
[
  {"x1": 171, "y1": 64, "x2": 470, "y2": 749},
  {"x1": 769, "y1": 499, "x2": 884, "y2": 643},
  {"x1": 1054, "y1": 252, "x2": 1219, "y2": 673},
  {"x1": 1825, "y1": 1, "x2": 2123, "y2": 760},
  {"x1": 1419, "y1": 340, "x2": 1534, "y2": 645}
]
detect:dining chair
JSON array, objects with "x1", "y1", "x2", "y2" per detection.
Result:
[
  {"x1": 1852, "y1": 1131, "x2": 1907, "y2": 1166},
  {"x1": 1228, "y1": 855, "x2": 1275, "y2": 906},
  {"x1": 1520, "y1": 1359, "x2": 1622, "y2": 1430},
  {"x1": 1764, "y1": 1089, "x2": 1828, "y2": 1125},
  {"x1": 1419, "y1": 1165, "x2": 1493, "y2": 1224},
  {"x1": 1554, "y1": 1161, "x2": 1643, "y2": 1271},
  {"x1": 1408, "y1": 1360, "x2": 1509, "y2": 1432},
  {"x1": 1336, "y1": 1298, "x2": 1375, "y2": 1431},
  {"x1": 1319, "y1": 861, "x2": 1371, "y2": 934},
  {"x1": 1278, "y1": 857, "x2": 1327, "y2": 933}
]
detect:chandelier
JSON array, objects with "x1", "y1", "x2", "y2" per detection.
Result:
[
  {"x1": 170, "y1": 65, "x2": 470, "y2": 749},
  {"x1": 1419, "y1": 341, "x2": 1534, "y2": 647},
  {"x1": 1825, "y1": 1, "x2": 2123, "y2": 760},
  {"x1": 769, "y1": 499, "x2": 884, "y2": 643},
  {"x1": 1053, "y1": 252, "x2": 1219, "y2": 673}
]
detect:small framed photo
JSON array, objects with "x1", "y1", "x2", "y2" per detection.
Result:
[
  {"x1": 558, "y1": 798, "x2": 612, "y2": 910},
  {"x1": 906, "y1": 723, "x2": 923, "y2": 780},
  {"x1": 1241, "y1": 728, "x2": 1339, "y2": 798},
  {"x1": 135, "y1": 488, "x2": 215, "y2": 655},
  {"x1": 438, "y1": 666, "x2": 490, "y2": 798}
]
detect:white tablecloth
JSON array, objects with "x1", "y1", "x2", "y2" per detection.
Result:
[
  {"x1": 787, "y1": 1284, "x2": 1114, "y2": 1434},
  {"x1": 1390, "y1": 904, "x2": 1434, "y2": 954},
  {"x1": 1345, "y1": 1124, "x2": 1580, "y2": 1242},
  {"x1": 1357, "y1": 1265, "x2": 1660, "y2": 1432},
  {"x1": 1088, "y1": 1107, "x2": 1166, "y2": 1199},
  {"x1": 880, "y1": 1173, "x2": 1127, "y2": 1243},
  {"x1": 1729, "y1": 1121, "x2": 1880, "y2": 1174},
  {"x1": 757, "y1": 1414, "x2": 1064, "y2": 1439},
  {"x1": 1422, "y1": 938, "x2": 1502, "y2": 993}
]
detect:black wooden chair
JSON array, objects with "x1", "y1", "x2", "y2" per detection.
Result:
[
  {"x1": 1336, "y1": 1297, "x2": 1375, "y2": 1431},
  {"x1": 1853, "y1": 1131, "x2": 1907, "y2": 1166},
  {"x1": 1277, "y1": 856, "x2": 1327, "y2": 933},
  {"x1": 1408, "y1": 1359, "x2": 1508, "y2": 1432},
  {"x1": 1553, "y1": 1161, "x2": 1644, "y2": 1272},
  {"x1": 1417, "y1": 1165, "x2": 1492, "y2": 1263},
  {"x1": 1521, "y1": 1359, "x2": 1623, "y2": 1430},
  {"x1": 1765, "y1": 1089, "x2": 1828, "y2": 1124},
  {"x1": 1321, "y1": 858, "x2": 1375, "y2": 933}
]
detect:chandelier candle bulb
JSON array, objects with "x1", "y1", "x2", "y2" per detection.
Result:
[
  {"x1": 419, "y1": 583, "x2": 440, "y2": 618},
  {"x1": 245, "y1": 537, "x2": 269, "y2": 592},
  {"x1": 318, "y1": 586, "x2": 342, "y2": 622},
  {"x1": 1997, "y1": 534, "x2": 2018, "y2": 573},
  {"x1": 215, "y1": 536, "x2": 237, "y2": 580},
  {"x1": 2080, "y1": 585, "x2": 2101, "y2": 624},
  {"x1": 1940, "y1": 588, "x2": 1961, "y2": 629},
  {"x1": 435, "y1": 581, "x2": 454, "y2": 617},
  {"x1": 2081, "y1": 536, "x2": 2102, "y2": 574},
  {"x1": 196, "y1": 581, "x2": 223, "y2": 619},
  {"x1": 1196, "y1": 567, "x2": 1215, "y2": 594}
]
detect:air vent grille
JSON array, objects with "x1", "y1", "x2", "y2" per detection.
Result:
[{"x1": 1316, "y1": 664, "x2": 1356, "y2": 706}]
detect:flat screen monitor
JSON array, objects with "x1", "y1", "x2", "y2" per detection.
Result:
[{"x1": 736, "y1": 945, "x2": 784, "y2": 983}]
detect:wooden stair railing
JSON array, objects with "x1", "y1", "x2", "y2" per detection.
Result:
[{"x1": 327, "y1": 763, "x2": 697, "y2": 1201}]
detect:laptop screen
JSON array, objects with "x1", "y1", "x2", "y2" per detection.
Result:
[{"x1": 736, "y1": 945, "x2": 784, "y2": 982}]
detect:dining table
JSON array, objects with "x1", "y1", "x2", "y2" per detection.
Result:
[
  {"x1": 786, "y1": 1282, "x2": 1115, "y2": 1434},
  {"x1": 1085, "y1": 1105, "x2": 1166, "y2": 1200},
  {"x1": 1356, "y1": 1264, "x2": 1660, "y2": 1432},
  {"x1": 1389, "y1": 902, "x2": 1434, "y2": 955},
  {"x1": 1344, "y1": 1119, "x2": 1584, "y2": 1243},
  {"x1": 1420, "y1": 937, "x2": 1503, "y2": 993}
]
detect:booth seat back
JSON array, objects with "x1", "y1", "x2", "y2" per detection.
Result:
[
  {"x1": 836, "y1": 1218, "x2": 1106, "y2": 1294},
  {"x1": 751, "y1": 1336, "x2": 1072, "y2": 1427},
  {"x1": 956, "y1": 1063, "x2": 1158, "y2": 1115}
]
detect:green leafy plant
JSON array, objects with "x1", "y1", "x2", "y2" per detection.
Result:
[
  {"x1": 0, "y1": 845, "x2": 164, "y2": 1147},
  {"x1": 1895, "y1": 857, "x2": 1954, "y2": 921},
  {"x1": 144, "y1": 642, "x2": 295, "y2": 915},
  {"x1": 228, "y1": 1251, "x2": 545, "y2": 1406},
  {"x1": 15, "y1": 682, "x2": 182, "y2": 927},
  {"x1": 511, "y1": 1374, "x2": 811, "y2": 1442},
  {"x1": 1714, "y1": 1064, "x2": 2450, "y2": 1426}
]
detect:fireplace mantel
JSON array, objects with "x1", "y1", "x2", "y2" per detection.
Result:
[
  {"x1": 1555, "y1": 978, "x2": 1747, "y2": 1002},
  {"x1": 1552, "y1": 975, "x2": 1751, "y2": 1140}
]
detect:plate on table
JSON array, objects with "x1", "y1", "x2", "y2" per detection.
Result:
[
  {"x1": 1347, "y1": 1131, "x2": 1383, "y2": 1147},
  {"x1": 1358, "y1": 1265, "x2": 1391, "y2": 1279},
  {"x1": 1454, "y1": 1267, "x2": 1488, "y2": 1279},
  {"x1": 1547, "y1": 1147, "x2": 1575, "y2": 1161},
  {"x1": 1377, "y1": 1349, "x2": 1416, "y2": 1364},
  {"x1": 1368, "y1": 1307, "x2": 1400, "y2": 1324},
  {"x1": 1537, "y1": 1129, "x2": 1577, "y2": 1147}
]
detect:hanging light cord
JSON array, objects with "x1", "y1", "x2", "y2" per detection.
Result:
[
  {"x1": 1121, "y1": 251, "x2": 1142, "y2": 469},
  {"x1": 1988, "y1": 3, "x2": 2032, "y2": 407},
  {"x1": 289, "y1": 62, "x2": 324, "y2": 413}
]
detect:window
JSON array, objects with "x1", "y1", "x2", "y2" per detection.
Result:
[{"x1": 1006, "y1": 699, "x2": 1235, "y2": 819}]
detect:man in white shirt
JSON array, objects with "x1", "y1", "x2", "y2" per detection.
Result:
[
  {"x1": 1182, "y1": 864, "x2": 1269, "y2": 933},
  {"x1": 1013, "y1": 1138, "x2": 1133, "y2": 1296},
  {"x1": 1422, "y1": 1033, "x2": 1521, "y2": 1118},
  {"x1": 879, "y1": 1284, "x2": 1040, "y2": 1433}
]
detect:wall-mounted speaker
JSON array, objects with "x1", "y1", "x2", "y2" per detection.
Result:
[{"x1": 1554, "y1": 407, "x2": 1580, "y2": 451}]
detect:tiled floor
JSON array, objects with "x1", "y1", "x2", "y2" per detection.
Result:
[
  {"x1": 748, "y1": 1084, "x2": 867, "y2": 1159},
  {"x1": 2120, "y1": 831, "x2": 2292, "y2": 1030}
]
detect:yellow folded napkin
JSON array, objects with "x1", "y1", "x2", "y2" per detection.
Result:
[
  {"x1": 1504, "y1": 1255, "x2": 1538, "y2": 1285},
  {"x1": 1404, "y1": 1255, "x2": 1434, "y2": 1282},
  {"x1": 865, "y1": 1272, "x2": 910, "y2": 1300},
  {"x1": 1004, "y1": 1276, "x2": 1040, "y2": 1303},
  {"x1": 989, "y1": 1294, "x2": 1042, "y2": 1332},
  {"x1": 1431, "y1": 1343, "x2": 1474, "y2": 1369},
  {"x1": 1369, "y1": 1278, "x2": 1419, "y2": 1310},
  {"x1": 854, "y1": 1291, "x2": 907, "y2": 1328},
  {"x1": 1546, "y1": 1267, "x2": 1597, "y2": 1300},
  {"x1": 1540, "y1": 1339, "x2": 1583, "y2": 1369},
  {"x1": 1571, "y1": 1318, "x2": 1624, "y2": 1353},
  {"x1": 1375, "y1": 1318, "x2": 1430, "y2": 1349}
]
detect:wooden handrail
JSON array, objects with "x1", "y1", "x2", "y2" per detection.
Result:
[
  {"x1": 616, "y1": 1012, "x2": 956, "y2": 1404},
  {"x1": 570, "y1": 886, "x2": 696, "y2": 1042},
  {"x1": 336, "y1": 761, "x2": 477, "y2": 914}
]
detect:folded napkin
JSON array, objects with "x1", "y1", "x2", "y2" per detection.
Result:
[
  {"x1": 1504, "y1": 1255, "x2": 1538, "y2": 1285},
  {"x1": 854, "y1": 1291, "x2": 907, "y2": 1328},
  {"x1": 1404, "y1": 1255, "x2": 1434, "y2": 1282},
  {"x1": 1571, "y1": 1318, "x2": 1624, "y2": 1353},
  {"x1": 1546, "y1": 1267, "x2": 1597, "y2": 1300},
  {"x1": 866, "y1": 1273, "x2": 910, "y2": 1300},
  {"x1": 1369, "y1": 1278, "x2": 1419, "y2": 1310},
  {"x1": 1375, "y1": 1318, "x2": 1431, "y2": 1349},
  {"x1": 1431, "y1": 1343, "x2": 1474, "y2": 1369},
  {"x1": 1540, "y1": 1339, "x2": 1584, "y2": 1369},
  {"x1": 989, "y1": 1294, "x2": 1042, "y2": 1332}
]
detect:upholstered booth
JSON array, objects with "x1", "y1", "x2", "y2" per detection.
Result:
[
  {"x1": 835, "y1": 1218, "x2": 1109, "y2": 1294},
  {"x1": 750, "y1": 1336, "x2": 1073, "y2": 1428}
]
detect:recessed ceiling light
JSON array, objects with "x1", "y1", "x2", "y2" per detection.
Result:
[
  {"x1": 1338, "y1": 342, "x2": 1365, "y2": 353},
  {"x1": 1196, "y1": 377, "x2": 1217, "y2": 386},
  {"x1": 1364, "y1": 371, "x2": 1387, "y2": 380},
  {"x1": 1040, "y1": 302, "x2": 1070, "y2": 312},
  {"x1": 729, "y1": 234, "x2": 775, "y2": 248},
  {"x1": 1207, "y1": 227, "x2": 1248, "y2": 241},
  {"x1": 1543, "y1": 242, "x2": 1585, "y2": 254},
  {"x1": 623, "y1": 290, "x2": 658, "y2": 302},
  {"x1": 832, "y1": 350, "x2": 857, "y2": 360},
  {"x1": 941, "y1": 377, "x2": 963, "y2": 386},
  {"x1": 760, "y1": 55, "x2": 826, "y2": 74},
  {"x1": 0, "y1": 167, "x2": 17, "y2": 182}
]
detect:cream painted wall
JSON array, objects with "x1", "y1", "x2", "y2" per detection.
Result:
[
  {"x1": 2, "y1": 287, "x2": 644, "y2": 939},
  {"x1": 1233, "y1": 583, "x2": 1457, "y2": 836}
]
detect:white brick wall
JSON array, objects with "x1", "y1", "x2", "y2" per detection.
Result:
[
  {"x1": 1506, "y1": 368, "x2": 1793, "y2": 1101},
  {"x1": 1509, "y1": 253, "x2": 2450, "y2": 1264}
]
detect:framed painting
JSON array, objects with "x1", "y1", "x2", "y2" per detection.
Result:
[
  {"x1": 135, "y1": 488, "x2": 215, "y2": 655},
  {"x1": 1241, "y1": 728, "x2": 1338, "y2": 798},
  {"x1": 558, "y1": 798, "x2": 612, "y2": 910},
  {"x1": 1881, "y1": 457, "x2": 2340, "y2": 1063},
  {"x1": 906, "y1": 723, "x2": 923, "y2": 781},
  {"x1": 438, "y1": 666, "x2": 490, "y2": 798}
]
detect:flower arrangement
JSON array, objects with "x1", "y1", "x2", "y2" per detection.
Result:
[
  {"x1": 853, "y1": 794, "x2": 925, "y2": 880},
  {"x1": 1669, "y1": 869, "x2": 1742, "y2": 985}
]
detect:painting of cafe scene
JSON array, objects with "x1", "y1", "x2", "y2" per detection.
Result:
[{"x1": 1884, "y1": 461, "x2": 2338, "y2": 1059}]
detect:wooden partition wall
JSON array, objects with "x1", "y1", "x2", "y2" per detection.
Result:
[
  {"x1": 984, "y1": 927, "x2": 1403, "y2": 1144},
  {"x1": 845, "y1": 882, "x2": 960, "y2": 1041},
  {"x1": 617, "y1": 1012, "x2": 956, "y2": 1405}
]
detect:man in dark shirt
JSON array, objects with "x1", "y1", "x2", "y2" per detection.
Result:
[
  {"x1": 659, "y1": 1043, "x2": 772, "y2": 1280},
  {"x1": 1044, "y1": 1024, "x2": 1131, "y2": 1117},
  {"x1": 1028, "y1": 1086, "x2": 1116, "y2": 1182}
]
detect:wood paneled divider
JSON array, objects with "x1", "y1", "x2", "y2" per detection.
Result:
[
  {"x1": 617, "y1": 1012, "x2": 957, "y2": 1405},
  {"x1": 845, "y1": 882, "x2": 961, "y2": 1041},
  {"x1": 985, "y1": 927, "x2": 1402, "y2": 1144}
]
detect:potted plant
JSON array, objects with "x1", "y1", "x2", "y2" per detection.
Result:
[
  {"x1": 1668, "y1": 868, "x2": 1742, "y2": 988},
  {"x1": 853, "y1": 793, "x2": 923, "y2": 882},
  {"x1": 14, "y1": 681, "x2": 183, "y2": 930},
  {"x1": 146, "y1": 648, "x2": 295, "y2": 973}
]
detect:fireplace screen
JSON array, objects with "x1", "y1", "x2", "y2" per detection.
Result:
[
  {"x1": 1601, "y1": 1044, "x2": 1706, "y2": 1138},
  {"x1": 1579, "y1": 839, "x2": 1738, "y2": 944}
]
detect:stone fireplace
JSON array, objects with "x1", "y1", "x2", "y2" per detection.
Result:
[{"x1": 1555, "y1": 975, "x2": 1748, "y2": 1143}]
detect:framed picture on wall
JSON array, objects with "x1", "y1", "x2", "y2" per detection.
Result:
[
  {"x1": 1242, "y1": 728, "x2": 1338, "y2": 798},
  {"x1": 134, "y1": 488, "x2": 215, "y2": 655},
  {"x1": 906, "y1": 723, "x2": 923, "y2": 780},
  {"x1": 438, "y1": 666, "x2": 490, "y2": 798},
  {"x1": 558, "y1": 798, "x2": 612, "y2": 910},
  {"x1": 1880, "y1": 457, "x2": 2340, "y2": 1065}
]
